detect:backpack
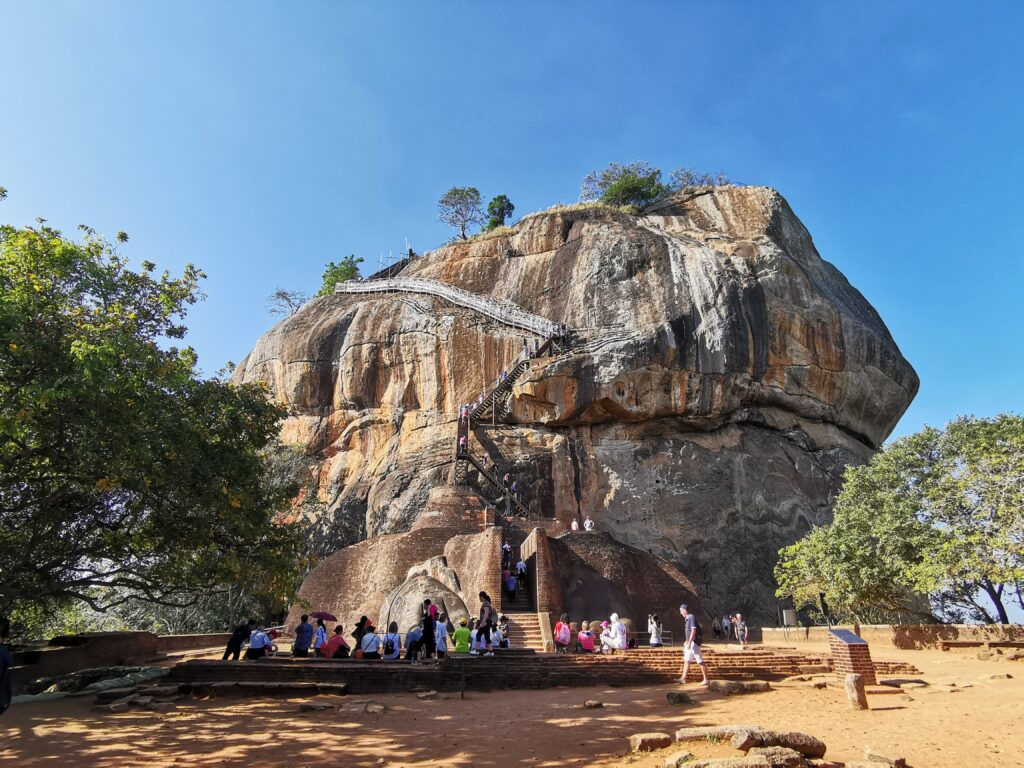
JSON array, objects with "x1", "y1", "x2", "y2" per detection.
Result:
[
  {"x1": 555, "y1": 623, "x2": 571, "y2": 645},
  {"x1": 384, "y1": 636, "x2": 396, "y2": 656},
  {"x1": 694, "y1": 620, "x2": 704, "y2": 645}
]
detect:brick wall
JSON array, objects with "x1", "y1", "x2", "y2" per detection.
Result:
[
  {"x1": 828, "y1": 632, "x2": 876, "y2": 686},
  {"x1": 763, "y1": 623, "x2": 1024, "y2": 651}
]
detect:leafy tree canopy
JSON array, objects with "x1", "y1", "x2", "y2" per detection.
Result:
[
  {"x1": 318, "y1": 255, "x2": 364, "y2": 296},
  {"x1": 581, "y1": 162, "x2": 730, "y2": 209},
  {"x1": 438, "y1": 186, "x2": 484, "y2": 239},
  {"x1": 484, "y1": 194, "x2": 515, "y2": 232},
  {"x1": 775, "y1": 415, "x2": 1024, "y2": 624},
  {"x1": 0, "y1": 220, "x2": 305, "y2": 632}
]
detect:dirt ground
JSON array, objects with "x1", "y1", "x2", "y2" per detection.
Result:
[{"x1": 1, "y1": 647, "x2": 1021, "y2": 767}]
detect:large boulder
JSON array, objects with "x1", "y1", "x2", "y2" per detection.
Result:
[{"x1": 237, "y1": 187, "x2": 917, "y2": 622}]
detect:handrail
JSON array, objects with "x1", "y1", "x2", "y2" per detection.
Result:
[
  {"x1": 461, "y1": 451, "x2": 532, "y2": 517},
  {"x1": 335, "y1": 277, "x2": 568, "y2": 339}
]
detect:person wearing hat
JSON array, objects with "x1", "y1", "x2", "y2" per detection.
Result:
[
  {"x1": 359, "y1": 619, "x2": 382, "y2": 659},
  {"x1": 452, "y1": 617, "x2": 472, "y2": 653},
  {"x1": 678, "y1": 603, "x2": 708, "y2": 686}
]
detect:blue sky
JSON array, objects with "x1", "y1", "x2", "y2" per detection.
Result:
[{"x1": 1, "y1": 1, "x2": 1022, "y2": 441}]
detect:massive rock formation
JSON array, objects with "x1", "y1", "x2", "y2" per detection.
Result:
[{"x1": 235, "y1": 186, "x2": 917, "y2": 623}]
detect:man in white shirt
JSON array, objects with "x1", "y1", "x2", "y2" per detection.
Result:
[{"x1": 583, "y1": 515, "x2": 595, "y2": 531}]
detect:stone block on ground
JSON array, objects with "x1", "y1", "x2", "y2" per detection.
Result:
[
  {"x1": 982, "y1": 672, "x2": 1013, "y2": 680},
  {"x1": 748, "y1": 745, "x2": 808, "y2": 767},
  {"x1": 676, "y1": 725, "x2": 762, "y2": 743},
  {"x1": 417, "y1": 691, "x2": 440, "y2": 701},
  {"x1": 845, "y1": 674, "x2": 869, "y2": 710},
  {"x1": 663, "y1": 751, "x2": 696, "y2": 767},
  {"x1": 94, "y1": 687, "x2": 139, "y2": 702},
  {"x1": 878, "y1": 678, "x2": 927, "y2": 689},
  {"x1": 299, "y1": 697, "x2": 338, "y2": 712},
  {"x1": 138, "y1": 684, "x2": 180, "y2": 697},
  {"x1": 732, "y1": 729, "x2": 827, "y2": 759},
  {"x1": 583, "y1": 699, "x2": 603, "y2": 708},
  {"x1": 863, "y1": 747, "x2": 907, "y2": 767},
  {"x1": 709, "y1": 680, "x2": 771, "y2": 695},
  {"x1": 666, "y1": 690, "x2": 694, "y2": 705},
  {"x1": 782, "y1": 675, "x2": 811, "y2": 683},
  {"x1": 365, "y1": 702, "x2": 386, "y2": 714},
  {"x1": 629, "y1": 732, "x2": 673, "y2": 752},
  {"x1": 802, "y1": 681, "x2": 827, "y2": 689},
  {"x1": 798, "y1": 665, "x2": 831, "y2": 674},
  {"x1": 146, "y1": 701, "x2": 176, "y2": 713}
]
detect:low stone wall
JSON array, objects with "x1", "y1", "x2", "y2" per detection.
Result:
[
  {"x1": 157, "y1": 633, "x2": 232, "y2": 653},
  {"x1": 760, "y1": 623, "x2": 1024, "y2": 650},
  {"x1": 12, "y1": 632, "x2": 158, "y2": 692}
]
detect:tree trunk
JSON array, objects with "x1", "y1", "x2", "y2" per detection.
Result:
[{"x1": 981, "y1": 580, "x2": 1010, "y2": 624}]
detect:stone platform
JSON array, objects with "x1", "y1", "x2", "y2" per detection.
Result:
[{"x1": 167, "y1": 646, "x2": 918, "y2": 695}]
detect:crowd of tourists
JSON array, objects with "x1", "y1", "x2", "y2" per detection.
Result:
[
  {"x1": 223, "y1": 593, "x2": 517, "y2": 662},
  {"x1": 713, "y1": 613, "x2": 748, "y2": 646}
]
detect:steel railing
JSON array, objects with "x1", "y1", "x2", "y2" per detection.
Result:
[{"x1": 335, "y1": 277, "x2": 568, "y2": 338}]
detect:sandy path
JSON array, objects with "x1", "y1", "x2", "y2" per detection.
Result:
[{"x1": 1, "y1": 649, "x2": 1020, "y2": 767}]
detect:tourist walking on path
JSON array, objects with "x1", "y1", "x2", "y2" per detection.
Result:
[
  {"x1": 326, "y1": 625, "x2": 350, "y2": 658},
  {"x1": 293, "y1": 614, "x2": 314, "y2": 658},
  {"x1": 583, "y1": 515, "x2": 595, "y2": 531},
  {"x1": 735, "y1": 613, "x2": 748, "y2": 647},
  {"x1": 722, "y1": 613, "x2": 733, "y2": 641},
  {"x1": 570, "y1": 518, "x2": 579, "y2": 532},
  {"x1": 678, "y1": 604, "x2": 709, "y2": 686},
  {"x1": 0, "y1": 616, "x2": 12, "y2": 716},
  {"x1": 712, "y1": 616, "x2": 722, "y2": 640},
  {"x1": 648, "y1": 614, "x2": 663, "y2": 647},
  {"x1": 554, "y1": 614, "x2": 572, "y2": 653},
  {"x1": 223, "y1": 619, "x2": 255, "y2": 660},
  {"x1": 473, "y1": 591, "x2": 495, "y2": 656}
]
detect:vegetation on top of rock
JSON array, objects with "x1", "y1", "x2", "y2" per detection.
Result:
[
  {"x1": 775, "y1": 414, "x2": 1024, "y2": 625},
  {"x1": 318, "y1": 255, "x2": 364, "y2": 295},
  {"x1": 580, "y1": 161, "x2": 731, "y2": 209},
  {"x1": 266, "y1": 288, "x2": 310, "y2": 317},
  {"x1": 438, "y1": 186, "x2": 485, "y2": 239},
  {"x1": 0, "y1": 218, "x2": 305, "y2": 640},
  {"x1": 484, "y1": 194, "x2": 515, "y2": 232}
]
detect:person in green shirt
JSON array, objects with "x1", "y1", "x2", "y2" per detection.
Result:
[{"x1": 452, "y1": 617, "x2": 472, "y2": 653}]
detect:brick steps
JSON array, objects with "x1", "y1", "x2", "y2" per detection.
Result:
[
  {"x1": 166, "y1": 645, "x2": 918, "y2": 696},
  {"x1": 504, "y1": 613, "x2": 543, "y2": 649}
]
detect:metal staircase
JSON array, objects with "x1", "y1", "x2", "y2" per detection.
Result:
[{"x1": 335, "y1": 277, "x2": 568, "y2": 339}]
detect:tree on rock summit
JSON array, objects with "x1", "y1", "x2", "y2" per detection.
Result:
[
  {"x1": 484, "y1": 194, "x2": 515, "y2": 231},
  {"x1": 438, "y1": 186, "x2": 485, "y2": 239}
]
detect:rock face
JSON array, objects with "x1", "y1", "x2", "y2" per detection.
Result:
[{"x1": 235, "y1": 186, "x2": 917, "y2": 623}]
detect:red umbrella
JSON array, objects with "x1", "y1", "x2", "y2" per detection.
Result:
[{"x1": 310, "y1": 611, "x2": 337, "y2": 621}]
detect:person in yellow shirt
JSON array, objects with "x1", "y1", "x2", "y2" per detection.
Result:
[{"x1": 452, "y1": 617, "x2": 472, "y2": 653}]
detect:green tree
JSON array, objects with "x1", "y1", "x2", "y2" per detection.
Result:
[
  {"x1": 580, "y1": 161, "x2": 670, "y2": 208},
  {"x1": 0, "y1": 221, "x2": 304, "y2": 627},
  {"x1": 438, "y1": 186, "x2": 484, "y2": 239},
  {"x1": 484, "y1": 194, "x2": 515, "y2": 231},
  {"x1": 776, "y1": 415, "x2": 1024, "y2": 624},
  {"x1": 318, "y1": 255, "x2": 364, "y2": 295}
]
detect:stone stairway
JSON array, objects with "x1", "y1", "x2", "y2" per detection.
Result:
[{"x1": 504, "y1": 612, "x2": 543, "y2": 649}]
